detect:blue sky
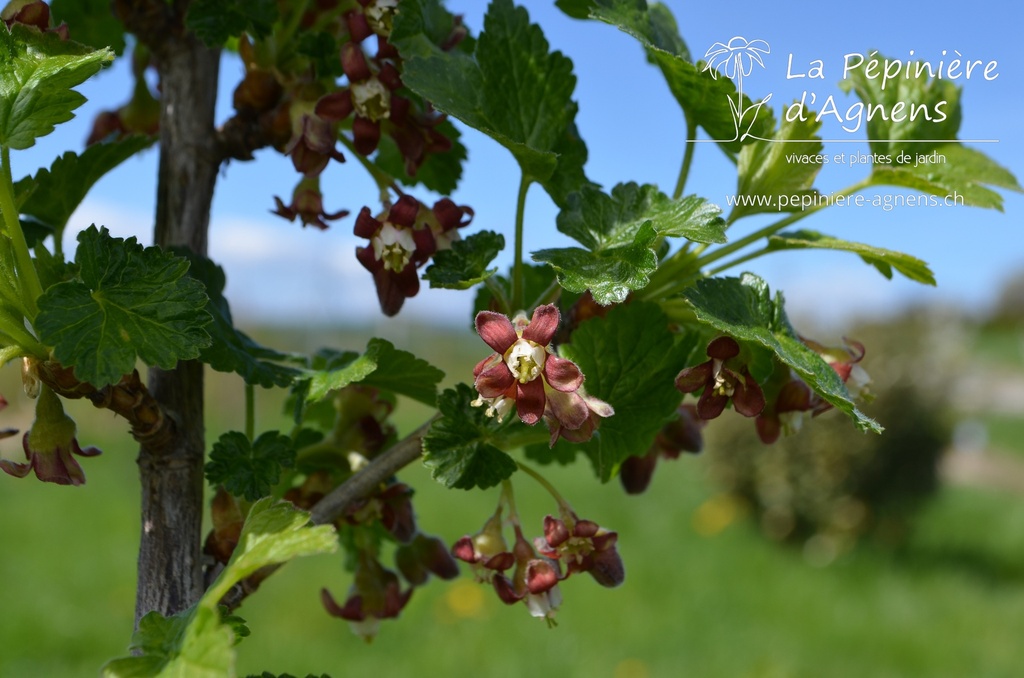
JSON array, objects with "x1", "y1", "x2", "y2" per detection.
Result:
[{"x1": 12, "y1": 0, "x2": 1022, "y2": 331}]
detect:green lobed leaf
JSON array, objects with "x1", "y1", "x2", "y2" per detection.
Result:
[
  {"x1": 869, "y1": 144, "x2": 1022, "y2": 212},
  {"x1": 205, "y1": 431, "x2": 295, "y2": 502},
  {"x1": 304, "y1": 338, "x2": 444, "y2": 406},
  {"x1": 838, "y1": 50, "x2": 961, "y2": 159},
  {"x1": 102, "y1": 608, "x2": 232, "y2": 678},
  {"x1": 559, "y1": 0, "x2": 772, "y2": 156},
  {"x1": 0, "y1": 24, "x2": 113, "y2": 150},
  {"x1": 221, "y1": 498, "x2": 338, "y2": 586},
  {"x1": 532, "y1": 222, "x2": 658, "y2": 305},
  {"x1": 534, "y1": 183, "x2": 725, "y2": 305},
  {"x1": 185, "y1": 0, "x2": 279, "y2": 47},
  {"x1": 51, "y1": 0, "x2": 127, "y2": 55},
  {"x1": 422, "y1": 383, "x2": 518, "y2": 490},
  {"x1": 392, "y1": 0, "x2": 591, "y2": 203},
  {"x1": 423, "y1": 230, "x2": 504, "y2": 289},
  {"x1": 17, "y1": 135, "x2": 154, "y2": 235},
  {"x1": 183, "y1": 252, "x2": 302, "y2": 388},
  {"x1": 556, "y1": 183, "x2": 726, "y2": 249},
  {"x1": 732, "y1": 114, "x2": 824, "y2": 219},
  {"x1": 682, "y1": 273, "x2": 881, "y2": 433},
  {"x1": 35, "y1": 226, "x2": 212, "y2": 388},
  {"x1": 558, "y1": 0, "x2": 689, "y2": 58},
  {"x1": 557, "y1": 302, "x2": 692, "y2": 481},
  {"x1": 767, "y1": 230, "x2": 936, "y2": 285}
]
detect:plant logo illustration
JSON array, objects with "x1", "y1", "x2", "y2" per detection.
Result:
[{"x1": 703, "y1": 36, "x2": 772, "y2": 142}]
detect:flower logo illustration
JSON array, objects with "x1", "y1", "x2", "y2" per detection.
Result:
[{"x1": 702, "y1": 36, "x2": 772, "y2": 142}]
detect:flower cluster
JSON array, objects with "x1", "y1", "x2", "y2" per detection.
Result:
[
  {"x1": 319, "y1": 475, "x2": 460, "y2": 640},
  {"x1": 452, "y1": 503, "x2": 623, "y2": 624},
  {"x1": 354, "y1": 195, "x2": 473, "y2": 316},
  {"x1": 472, "y1": 305, "x2": 613, "y2": 444}
]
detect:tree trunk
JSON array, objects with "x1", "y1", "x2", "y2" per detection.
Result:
[{"x1": 133, "y1": 26, "x2": 221, "y2": 623}]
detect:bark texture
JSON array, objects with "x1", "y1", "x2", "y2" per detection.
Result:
[{"x1": 124, "y1": 1, "x2": 222, "y2": 624}]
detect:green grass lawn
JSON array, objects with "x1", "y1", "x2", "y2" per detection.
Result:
[{"x1": 4, "y1": 422, "x2": 1024, "y2": 677}]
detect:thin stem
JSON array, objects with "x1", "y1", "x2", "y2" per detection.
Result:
[
  {"x1": 528, "y1": 278, "x2": 562, "y2": 311},
  {"x1": 500, "y1": 478, "x2": 520, "y2": 524},
  {"x1": 0, "y1": 310, "x2": 46, "y2": 356},
  {"x1": 336, "y1": 133, "x2": 400, "y2": 201},
  {"x1": 517, "y1": 460, "x2": 568, "y2": 509},
  {"x1": 308, "y1": 416, "x2": 438, "y2": 526},
  {"x1": 483, "y1": 276, "x2": 512, "y2": 316},
  {"x1": 705, "y1": 246, "x2": 771, "y2": 276},
  {"x1": 244, "y1": 383, "x2": 255, "y2": 442},
  {"x1": 694, "y1": 178, "x2": 873, "y2": 272},
  {"x1": 0, "y1": 146, "x2": 44, "y2": 319},
  {"x1": 511, "y1": 174, "x2": 530, "y2": 312},
  {"x1": 672, "y1": 117, "x2": 698, "y2": 200}
]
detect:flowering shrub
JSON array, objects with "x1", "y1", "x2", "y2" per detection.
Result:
[{"x1": 0, "y1": 0, "x2": 1018, "y2": 674}]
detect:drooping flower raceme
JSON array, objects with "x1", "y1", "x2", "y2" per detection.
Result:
[{"x1": 472, "y1": 305, "x2": 613, "y2": 443}]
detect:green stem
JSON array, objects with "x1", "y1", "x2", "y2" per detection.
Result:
[
  {"x1": 500, "y1": 478, "x2": 520, "y2": 524},
  {"x1": 276, "y1": 0, "x2": 313, "y2": 47},
  {"x1": 0, "y1": 306, "x2": 46, "y2": 356},
  {"x1": 705, "y1": 246, "x2": 771, "y2": 276},
  {"x1": 244, "y1": 383, "x2": 255, "y2": 442},
  {"x1": 517, "y1": 460, "x2": 568, "y2": 509},
  {"x1": 672, "y1": 117, "x2": 698, "y2": 200},
  {"x1": 336, "y1": 133, "x2": 400, "y2": 201},
  {"x1": 493, "y1": 423, "x2": 552, "y2": 451},
  {"x1": 483, "y1": 277, "x2": 512, "y2": 317},
  {"x1": 694, "y1": 178, "x2": 873, "y2": 272},
  {"x1": 528, "y1": 278, "x2": 562, "y2": 311},
  {"x1": 0, "y1": 146, "x2": 43, "y2": 319},
  {"x1": 511, "y1": 174, "x2": 530, "y2": 312}
]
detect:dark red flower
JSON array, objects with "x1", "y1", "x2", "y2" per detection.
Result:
[
  {"x1": 675, "y1": 336, "x2": 765, "y2": 420},
  {"x1": 535, "y1": 513, "x2": 624, "y2": 588},
  {"x1": 272, "y1": 177, "x2": 349, "y2": 230},
  {"x1": 354, "y1": 196, "x2": 472, "y2": 316},
  {"x1": 0, "y1": 387, "x2": 100, "y2": 486},
  {"x1": 473, "y1": 305, "x2": 599, "y2": 434},
  {"x1": 321, "y1": 555, "x2": 412, "y2": 642},
  {"x1": 284, "y1": 111, "x2": 346, "y2": 176}
]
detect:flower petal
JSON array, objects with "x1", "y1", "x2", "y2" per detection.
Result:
[
  {"x1": 475, "y1": 311, "x2": 517, "y2": 353},
  {"x1": 353, "y1": 207, "x2": 381, "y2": 238},
  {"x1": 521, "y1": 304, "x2": 559, "y2": 345},
  {"x1": 696, "y1": 389, "x2": 728, "y2": 420},
  {"x1": 706, "y1": 336, "x2": 740, "y2": 360},
  {"x1": 543, "y1": 354, "x2": 583, "y2": 392},
  {"x1": 474, "y1": 363, "x2": 515, "y2": 398},
  {"x1": 516, "y1": 378, "x2": 546, "y2": 425},
  {"x1": 545, "y1": 388, "x2": 590, "y2": 431},
  {"x1": 675, "y1": 361, "x2": 712, "y2": 393},
  {"x1": 0, "y1": 458, "x2": 31, "y2": 479},
  {"x1": 388, "y1": 195, "x2": 420, "y2": 228},
  {"x1": 732, "y1": 372, "x2": 766, "y2": 417},
  {"x1": 526, "y1": 560, "x2": 559, "y2": 594}
]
